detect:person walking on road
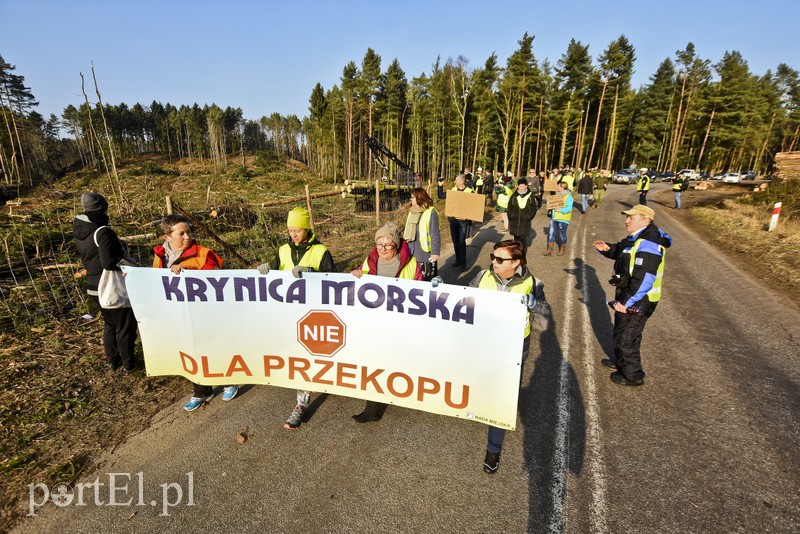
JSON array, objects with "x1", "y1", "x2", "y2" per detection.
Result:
[
  {"x1": 73, "y1": 192, "x2": 140, "y2": 374},
  {"x1": 447, "y1": 174, "x2": 474, "y2": 269},
  {"x1": 544, "y1": 181, "x2": 573, "y2": 257},
  {"x1": 636, "y1": 169, "x2": 651, "y2": 205},
  {"x1": 405, "y1": 188, "x2": 441, "y2": 281},
  {"x1": 153, "y1": 214, "x2": 238, "y2": 411},
  {"x1": 470, "y1": 240, "x2": 550, "y2": 474},
  {"x1": 593, "y1": 205, "x2": 672, "y2": 386},
  {"x1": 672, "y1": 174, "x2": 688, "y2": 209},
  {"x1": 256, "y1": 207, "x2": 336, "y2": 429},
  {"x1": 506, "y1": 178, "x2": 537, "y2": 256},
  {"x1": 577, "y1": 171, "x2": 594, "y2": 213},
  {"x1": 350, "y1": 222, "x2": 423, "y2": 423},
  {"x1": 592, "y1": 170, "x2": 610, "y2": 208}
]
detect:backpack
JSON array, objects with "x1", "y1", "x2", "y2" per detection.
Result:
[{"x1": 681, "y1": 178, "x2": 690, "y2": 191}]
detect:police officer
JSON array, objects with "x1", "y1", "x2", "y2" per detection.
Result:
[
  {"x1": 593, "y1": 205, "x2": 672, "y2": 386},
  {"x1": 636, "y1": 169, "x2": 651, "y2": 205}
]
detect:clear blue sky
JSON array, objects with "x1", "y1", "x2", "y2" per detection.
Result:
[{"x1": 2, "y1": 0, "x2": 798, "y2": 123}]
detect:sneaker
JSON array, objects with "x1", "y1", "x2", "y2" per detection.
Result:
[
  {"x1": 283, "y1": 404, "x2": 305, "y2": 429},
  {"x1": 184, "y1": 395, "x2": 213, "y2": 412},
  {"x1": 484, "y1": 451, "x2": 501, "y2": 474},
  {"x1": 222, "y1": 385, "x2": 239, "y2": 401}
]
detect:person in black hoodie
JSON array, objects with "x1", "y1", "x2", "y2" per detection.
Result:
[
  {"x1": 505, "y1": 178, "x2": 537, "y2": 256},
  {"x1": 73, "y1": 192, "x2": 139, "y2": 372}
]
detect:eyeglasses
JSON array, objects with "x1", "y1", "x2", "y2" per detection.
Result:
[
  {"x1": 490, "y1": 254, "x2": 516, "y2": 264},
  {"x1": 376, "y1": 243, "x2": 396, "y2": 250}
]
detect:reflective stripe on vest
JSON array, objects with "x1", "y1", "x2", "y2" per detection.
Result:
[
  {"x1": 637, "y1": 177, "x2": 651, "y2": 191},
  {"x1": 418, "y1": 207, "x2": 435, "y2": 253},
  {"x1": 516, "y1": 193, "x2": 532, "y2": 209},
  {"x1": 497, "y1": 186, "x2": 513, "y2": 208},
  {"x1": 278, "y1": 242, "x2": 328, "y2": 270},
  {"x1": 478, "y1": 270, "x2": 534, "y2": 337},
  {"x1": 627, "y1": 239, "x2": 665, "y2": 302}
]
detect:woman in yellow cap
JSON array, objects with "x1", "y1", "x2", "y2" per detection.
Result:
[{"x1": 257, "y1": 207, "x2": 336, "y2": 429}]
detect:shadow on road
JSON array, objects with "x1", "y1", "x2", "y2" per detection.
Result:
[
  {"x1": 520, "y1": 315, "x2": 586, "y2": 532},
  {"x1": 570, "y1": 257, "x2": 615, "y2": 359}
]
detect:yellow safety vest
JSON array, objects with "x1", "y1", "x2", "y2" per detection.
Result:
[
  {"x1": 360, "y1": 256, "x2": 419, "y2": 279},
  {"x1": 418, "y1": 207, "x2": 436, "y2": 253},
  {"x1": 637, "y1": 176, "x2": 651, "y2": 191},
  {"x1": 627, "y1": 239, "x2": 665, "y2": 302},
  {"x1": 478, "y1": 270, "x2": 534, "y2": 337},
  {"x1": 515, "y1": 193, "x2": 532, "y2": 209},
  {"x1": 559, "y1": 175, "x2": 575, "y2": 191},
  {"x1": 278, "y1": 242, "x2": 328, "y2": 270},
  {"x1": 497, "y1": 185, "x2": 513, "y2": 209},
  {"x1": 451, "y1": 186, "x2": 475, "y2": 193},
  {"x1": 553, "y1": 192, "x2": 573, "y2": 223}
]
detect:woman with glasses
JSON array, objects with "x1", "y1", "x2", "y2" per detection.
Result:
[
  {"x1": 349, "y1": 221, "x2": 423, "y2": 422},
  {"x1": 470, "y1": 239, "x2": 551, "y2": 474}
]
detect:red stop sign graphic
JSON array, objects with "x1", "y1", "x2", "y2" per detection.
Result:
[{"x1": 297, "y1": 310, "x2": 347, "y2": 357}]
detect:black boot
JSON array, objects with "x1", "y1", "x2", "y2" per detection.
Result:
[{"x1": 352, "y1": 401, "x2": 384, "y2": 423}]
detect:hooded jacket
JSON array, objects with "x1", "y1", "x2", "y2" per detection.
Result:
[{"x1": 73, "y1": 213, "x2": 126, "y2": 294}]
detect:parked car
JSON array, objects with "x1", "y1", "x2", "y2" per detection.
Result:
[
  {"x1": 721, "y1": 172, "x2": 742, "y2": 183},
  {"x1": 678, "y1": 169, "x2": 700, "y2": 181},
  {"x1": 711, "y1": 172, "x2": 726, "y2": 180},
  {"x1": 612, "y1": 171, "x2": 636, "y2": 184},
  {"x1": 742, "y1": 170, "x2": 757, "y2": 180},
  {"x1": 699, "y1": 172, "x2": 710, "y2": 180},
  {"x1": 662, "y1": 171, "x2": 676, "y2": 182}
]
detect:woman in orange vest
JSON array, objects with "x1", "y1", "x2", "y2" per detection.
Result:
[{"x1": 153, "y1": 214, "x2": 239, "y2": 412}]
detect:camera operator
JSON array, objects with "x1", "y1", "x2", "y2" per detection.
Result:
[{"x1": 593, "y1": 205, "x2": 672, "y2": 386}]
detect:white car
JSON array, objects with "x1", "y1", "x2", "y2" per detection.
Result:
[
  {"x1": 677, "y1": 169, "x2": 700, "y2": 181},
  {"x1": 721, "y1": 172, "x2": 742, "y2": 183}
]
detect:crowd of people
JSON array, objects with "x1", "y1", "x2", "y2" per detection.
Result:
[{"x1": 73, "y1": 168, "x2": 670, "y2": 474}]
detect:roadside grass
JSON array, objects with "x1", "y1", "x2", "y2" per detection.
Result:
[
  {"x1": 0, "y1": 155, "x2": 411, "y2": 530},
  {"x1": 688, "y1": 195, "x2": 800, "y2": 307}
]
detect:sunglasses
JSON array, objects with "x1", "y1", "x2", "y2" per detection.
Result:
[{"x1": 490, "y1": 254, "x2": 516, "y2": 264}]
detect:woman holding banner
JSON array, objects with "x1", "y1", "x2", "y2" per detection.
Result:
[
  {"x1": 544, "y1": 181, "x2": 573, "y2": 257},
  {"x1": 153, "y1": 214, "x2": 239, "y2": 412},
  {"x1": 470, "y1": 240, "x2": 550, "y2": 474},
  {"x1": 256, "y1": 207, "x2": 336, "y2": 430},
  {"x1": 349, "y1": 221, "x2": 423, "y2": 423}
]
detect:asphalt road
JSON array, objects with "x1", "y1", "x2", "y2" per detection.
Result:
[{"x1": 15, "y1": 184, "x2": 799, "y2": 533}]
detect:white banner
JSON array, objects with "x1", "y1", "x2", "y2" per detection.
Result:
[{"x1": 123, "y1": 268, "x2": 527, "y2": 429}]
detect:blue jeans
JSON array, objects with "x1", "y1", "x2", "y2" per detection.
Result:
[
  {"x1": 548, "y1": 220, "x2": 568, "y2": 245},
  {"x1": 674, "y1": 191, "x2": 681, "y2": 209},
  {"x1": 581, "y1": 193, "x2": 590, "y2": 212}
]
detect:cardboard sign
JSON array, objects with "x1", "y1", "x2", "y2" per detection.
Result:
[
  {"x1": 546, "y1": 194, "x2": 566, "y2": 210},
  {"x1": 445, "y1": 190, "x2": 485, "y2": 222},
  {"x1": 543, "y1": 179, "x2": 560, "y2": 192}
]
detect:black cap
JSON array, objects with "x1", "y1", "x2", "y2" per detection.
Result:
[{"x1": 81, "y1": 192, "x2": 108, "y2": 213}]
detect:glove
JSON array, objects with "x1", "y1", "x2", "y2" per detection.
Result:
[
  {"x1": 521, "y1": 293, "x2": 537, "y2": 309},
  {"x1": 430, "y1": 276, "x2": 443, "y2": 288},
  {"x1": 291, "y1": 265, "x2": 311, "y2": 279},
  {"x1": 256, "y1": 263, "x2": 270, "y2": 275}
]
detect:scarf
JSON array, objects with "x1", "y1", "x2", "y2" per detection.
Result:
[{"x1": 404, "y1": 205, "x2": 423, "y2": 241}]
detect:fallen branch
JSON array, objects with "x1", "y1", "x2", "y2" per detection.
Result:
[{"x1": 257, "y1": 189, "x2": 341, "y2": 207}]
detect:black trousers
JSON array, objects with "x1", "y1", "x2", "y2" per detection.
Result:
[
  {"x1": 612, "y1": 301, "x2": 656, "y2": 381},
  {"x1": 93, "y1": 296, "x2": 138, "y2": 370},
  {"x1": 639, "y1": 190, "x2": 648, "y2": 205},
  {"x1": 448, "y1": 218, "x2": 470, "y2": 267}
]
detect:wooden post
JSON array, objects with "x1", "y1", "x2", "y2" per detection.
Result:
[
  {"x1": 375, "y1": 180, "x2": 380, "y2": 226},
  {"x1": 165, "y1": 195, "x2": 173, "y2": 215},
  {"x1": 304, "y1": 184, "x2": 315, "y2": 232}
]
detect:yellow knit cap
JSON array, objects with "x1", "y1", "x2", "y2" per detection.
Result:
[{"x1": 287, "y1": 207, "x2": 311, "y2": 229}]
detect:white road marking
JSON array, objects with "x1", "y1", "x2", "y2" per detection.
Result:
[{"x1": 549, "y1": 216, "x2": 608, "y2": 533}]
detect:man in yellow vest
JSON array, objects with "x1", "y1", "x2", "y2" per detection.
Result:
[
  {"x1": 257, "y1": 207, "x2": 336, "y2": 428},
  {"x1": 592, "y1": 205, "x2": 672, "y2": 386},
  {"x1": 636, "y1": 168, "x2": 651, "y2": 205},
  {"x1": 672, "y1": 174, "x2": 688, "y2": 209},
  {"x1": 448, "y1": 174, "x2": 474, "y2": 269}
]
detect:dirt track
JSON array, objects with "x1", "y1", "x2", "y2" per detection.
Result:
[{"x1": 14, "y1": 184, "x2": 800, "y2": 533}]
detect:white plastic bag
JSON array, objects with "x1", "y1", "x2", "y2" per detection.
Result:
[{"x1": 97, "y1": 268, "x2": 130, "y2": 308}]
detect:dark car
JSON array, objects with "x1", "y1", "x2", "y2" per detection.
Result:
[
  {"x1": 742, "y1": 170, "x2": 757, "y2": 180},
  {"x1": 699, "y1": 172, "x2": 710, "y2": 180},
  {"x1": 662, "y1": 171, "x2": 676, "y2": 182}
]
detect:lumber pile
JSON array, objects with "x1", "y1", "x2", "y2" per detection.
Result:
[{"x1": 774, "y1": 152, "x2": 800, "y2": 181}]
